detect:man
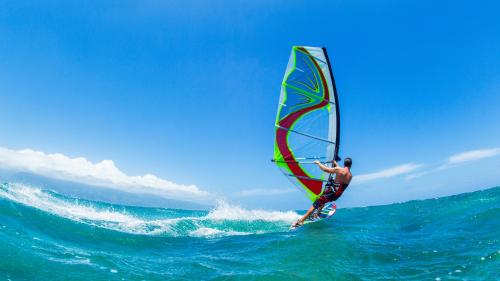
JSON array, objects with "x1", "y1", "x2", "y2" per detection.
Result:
[{"x1": 292, "y1": 157, "x2": 353, "y2": 227}]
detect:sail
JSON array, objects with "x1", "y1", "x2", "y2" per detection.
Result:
[{"x1": 273, "y1": 46, "x2": 340, "y2": 202}]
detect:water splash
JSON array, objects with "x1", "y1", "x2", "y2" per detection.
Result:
[{"x1": 0, "y1": 182, "x2": 298, "y2": 237}]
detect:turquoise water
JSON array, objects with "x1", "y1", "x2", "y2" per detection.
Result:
[{"x1": 0, "y1": 182, "x2": 498, "y2": 280}]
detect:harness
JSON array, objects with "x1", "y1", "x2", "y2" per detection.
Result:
[{"x1": 324, "y1": 177, "x2": 349, "y2": 199}]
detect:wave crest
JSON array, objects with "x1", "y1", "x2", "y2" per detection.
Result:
[{"x1": 0, "y1": 182, "x2": 298, "y2": 237}]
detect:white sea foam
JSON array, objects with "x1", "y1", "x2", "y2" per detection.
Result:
[
  {"x1": 0, "y1": 183, "x2": 165, "y2": 234},
  {"x1": 189, "y1": 227, "x2": 251, "y2": 238},
  {"x1": 206, "y1": 200, "x2": 300, "y2": 222},
  {"x1": 0, "y1": 183, "x2": 140, "y2": 223},
  {"x1": 0, "y1": 183, "x2": 297, "y2": 237}
]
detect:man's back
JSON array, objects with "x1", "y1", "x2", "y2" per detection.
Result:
[{"x1": 334, "y1": 167, "x2": 352, "y2": 185}]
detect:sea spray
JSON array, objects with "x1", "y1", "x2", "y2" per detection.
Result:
[{"x1": 0, "y1": 183, "x2": 298, "y2": 237}]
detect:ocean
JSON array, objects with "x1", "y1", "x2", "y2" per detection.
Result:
[{"x1": 0, "y1": 182, "x2": 498, "y2": 280}]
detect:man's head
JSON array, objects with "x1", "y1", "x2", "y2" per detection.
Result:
[{"x1": 344, "y1": 157, "x2": 352, "y2": 168}]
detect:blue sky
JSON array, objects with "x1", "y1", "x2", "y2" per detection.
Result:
[{"x1": 0, "y1": 0, "x2": 499, "y2": 210}]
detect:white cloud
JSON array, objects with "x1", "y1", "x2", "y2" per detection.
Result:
[
  {"x1": 446, "y1": 148, "x2": 500, "y2": 165},
  {"x1": 405, "y1": 171, "x2": 428, "y2": 180},
  {"x1": 404, "y1": 168, "x2": 441, "y2": 181},
  {"x1": 406, "y1": 147, "x2": 500, "y2": 181},
  {"x1": 233, "y1": 188, "x2": 297, "y2": 198},
  {"x1": 0, "y1": 146, "x2": 211, "y2": 203},
  {"x1": 353, "y1": 163, "x2": 423, "y2": 185}
]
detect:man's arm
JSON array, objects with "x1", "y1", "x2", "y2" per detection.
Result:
[{"x1": 314, "y1": 160, "x2": 340, "y2": 174}]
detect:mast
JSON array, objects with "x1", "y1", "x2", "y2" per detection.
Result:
[{"x1": 322, "y1": 47, "x2": 341, "y2": 162}]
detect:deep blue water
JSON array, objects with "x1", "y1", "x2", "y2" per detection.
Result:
[{"x1": 0, "y1": 182, "x2": 498, "y2": 280}]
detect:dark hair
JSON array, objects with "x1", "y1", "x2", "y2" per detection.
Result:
[{"x1": 344, "y1": 157, "x2": 352, "y2": 168}]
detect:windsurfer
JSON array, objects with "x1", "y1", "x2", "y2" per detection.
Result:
[{"x1": 292, "y1": 158, "x2": 352, "y2": 227}]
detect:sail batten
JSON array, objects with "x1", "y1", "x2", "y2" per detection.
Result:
[{"x1": 273, "y1": 46, "x2": 341, "y2": 202}]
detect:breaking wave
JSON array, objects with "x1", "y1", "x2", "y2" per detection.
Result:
[{"x1": 0, "y1": 182, "x2": 299, "y2": 238}]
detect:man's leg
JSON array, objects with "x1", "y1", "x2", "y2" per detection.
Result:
[
  {"x1": 298, "y1": 206, "x2": 316, "y2": 224},
  {"x1": 313, "y1": 205, "x2": 325, "y2": 219},
  {"x1": 293, "y1": 196, "x2": 326, "y2": 226}
]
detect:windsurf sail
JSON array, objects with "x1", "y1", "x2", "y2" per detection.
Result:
[{"x1": 273, "y1": 46, "x2": 341, "y2": 202}]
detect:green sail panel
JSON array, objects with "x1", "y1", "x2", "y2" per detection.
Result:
[{"x1": 273, "y1": 46, "x2": 340, "y2": 202}]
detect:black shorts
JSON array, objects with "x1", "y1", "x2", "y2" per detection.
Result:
[{"x1": 313, "y1": 189, "x2": 339, "y2": 209}]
